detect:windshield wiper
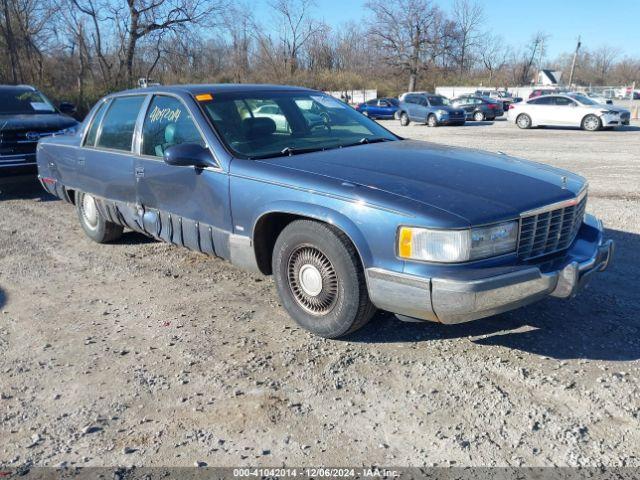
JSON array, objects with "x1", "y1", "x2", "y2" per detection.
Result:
[
  {"x1": 251, "y1": 145, "x2": 327, "y2": 160},
  {"x1": 340, "y1": 137, "x2": 393, "y2": 148}
]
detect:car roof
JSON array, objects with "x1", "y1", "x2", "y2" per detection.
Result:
[{"x1": 110, "y1": 83, "x2": 317, "y2": 97}]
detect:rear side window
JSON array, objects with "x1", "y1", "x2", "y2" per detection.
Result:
[
  {"x1": 96, "y1": 96, "x2": 145, "y2": 151},
  {"x1": 84, "y1": 101, "x2": 109, "y2": 147},
  {"x1": 141, "y1": 96, "x2": 204, "y2": 157}
]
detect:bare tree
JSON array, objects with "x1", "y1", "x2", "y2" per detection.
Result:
[
  {"x1": 366, "y1": 0, "x2": 441, "y2": 92},
  {"x1": 480, "y1": 33, "x2": 509, "y2": 85},
  {"x1": 518, "y1": 31, "x2": 547, "y2": 85},
  {"x1": 117, "y1": 0, "x2": 227, "y2": 86},
  {"x1": 592, "y1": 45, "x2": 620, "y2": 85},
  {"x1": 451, "y1": 0, "x2": 483, "y2": 77},
  {"x1": 269, "y1": 0, "x2": 325, "y2": 76}
]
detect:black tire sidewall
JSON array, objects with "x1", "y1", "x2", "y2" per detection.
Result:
[
  {"x1": 76, "y1": 192, "x2": 122, "y2": 243},
  {"x1": 272, "y1": 221, "x2": 365, "y2": 338}
]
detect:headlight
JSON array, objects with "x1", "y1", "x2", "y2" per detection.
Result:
[
  {"x1": 436, "y1": 109, "x2": 448, "y2": 115},
  {"x1": 398, "y1": 221, "x2": 518, "y2": 263}
]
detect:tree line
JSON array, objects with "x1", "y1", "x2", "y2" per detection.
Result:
[{"x1": 1, "y1": 0, "x2": 638, "y2": 115}]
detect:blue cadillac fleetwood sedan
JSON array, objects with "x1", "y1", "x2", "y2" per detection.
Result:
[{"x1": 36, "y1": 84, "x2": 613, "y2": 338}]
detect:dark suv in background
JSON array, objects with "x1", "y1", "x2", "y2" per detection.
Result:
[{"x1": 1, "y1": 85, "x2": 78, "y2": 180}]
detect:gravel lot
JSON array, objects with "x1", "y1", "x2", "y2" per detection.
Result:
[{"x1": 1, "y1": 116, "x2": 639, "y2": 469}]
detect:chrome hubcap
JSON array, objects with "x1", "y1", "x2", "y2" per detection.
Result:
[
  {"x1": 585, "y1": 117, "x2": 598, "y2": 130},
  {"x1": 288, "y1": 245, "x2": 338, "y2": 316},
  {"x1": 518, "y1": 116, "x2": 529, "y2": 127},
  {"x1": 81, "y1": 194, "x2": 99, "y2": 229}
]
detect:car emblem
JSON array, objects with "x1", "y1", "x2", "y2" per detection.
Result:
[
  {"x1": 561, "y1": 176, "x2": 568, "y2": 189},
  {"x1": 26, "y1": 132, "x2": 41, "y2": 141}
]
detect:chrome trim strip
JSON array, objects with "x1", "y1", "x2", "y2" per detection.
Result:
[{"x1": 520, "y1": 185, "x2": 588, "y2": 218}]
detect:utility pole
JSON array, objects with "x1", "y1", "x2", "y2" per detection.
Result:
[
  {"x1": 535, "y1": 37, "x2": 545, "y2": 85},
  {"x1": 568, "y1": 36, "x2": 581, "y2": 87}
]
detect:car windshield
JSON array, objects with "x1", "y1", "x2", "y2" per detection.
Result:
[
  {"x1": 387, "y1": 98, "x2": 399, "y2": 106},
  {"x1": 0, "y1": 88, "x2": 57, "y2": 115},
  {"x1": 427, "y1": 96, "x2": 449, "y2": 106},
  {"x1": 200, "y1": 91, "x2": 398, "y2": 159},
  {"x1": 569, "y1": 94, "x2": 598, "y2": 105}
]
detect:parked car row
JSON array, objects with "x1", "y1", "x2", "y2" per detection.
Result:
[{"x1": 354, "y1": 86, "x2": 632, "y2": 133}]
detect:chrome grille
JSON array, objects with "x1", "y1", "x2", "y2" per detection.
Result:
[{"x1": 517, "y1": 193, "x2": 588, "y2": 260}]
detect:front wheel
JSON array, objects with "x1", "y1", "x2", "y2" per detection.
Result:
[
  {"x1": 473, "y1": 111, "x2": 485, "y2": 121},
  {"x1": 399, "y1": 112, "x2": 410, "y2": 126},
  {"x1": 76, "y1": 192, "x2": 123, "y2": 243},
  {"x1": 582, "y1": 114, "x2": 601, "y2": 132},
  {"x1": 516, "y1": 113, "x2": 532, "y2": 129},
  {"x1": 427, "y1": 114, "x2": 438, "y2": 127},
  {"x1": 272, "y1": 220, "x2": 376, "y2": 338}
]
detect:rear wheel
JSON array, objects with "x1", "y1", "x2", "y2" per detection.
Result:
[
  {"x1": 516, "y1": 113, "x2": 532, "y2": 129},
  {"x1": 76, "y1": 192, "x2": 123, "y2": 243},
  {"x1": 272, "y1": 220, "x2": 376, "y2": 338},
  {"x1": 582, "y1": 114, "x2": 601, "y2": 132},
  {"x1": 427, "y1": 114, "x2": 438, "y2": 127},
  {"x1": 399, "y1": 112, "x2": 410, "y2": 126},
  {"x1": 473, "y1": 111, "x2": 485, "y2": 121}
]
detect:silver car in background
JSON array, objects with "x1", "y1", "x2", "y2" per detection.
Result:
[{"x1": 508, "y1": 93, "x2": 630, "y2": 131}]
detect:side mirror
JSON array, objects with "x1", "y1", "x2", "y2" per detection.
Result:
[
  {"x1": 59, "y1": 102, "x2": 76, "y2": 115},
  {"x1": 163, "y1": 143, "x2": 213, "y2": 168}
]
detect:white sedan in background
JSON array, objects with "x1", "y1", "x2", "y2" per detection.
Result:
[{"x1": 508, "y1": 93, "x2": 630, "y2": 131}]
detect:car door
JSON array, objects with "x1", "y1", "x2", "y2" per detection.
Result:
[
  {"x1": 528, "y1": 96, "x2": 555, "y2": 125},
  {"x1": 77, "y1": 94, "x2": 146, "y2": 229},
  {"x1": 457, "y1": 97, "x2": 474, "y2": 117},
  {"x1": 551, "y1": 96, "x2": 582, "y2": 125},
  {"x1": 414, "y1": 96, "x2": 429, "y2": 121},
  {"x1": 134, "y1": 94, "x2": 230, "y2": 255},
  {"x1": 375, "y1": 100, "x2": 388, "y2": 116}
]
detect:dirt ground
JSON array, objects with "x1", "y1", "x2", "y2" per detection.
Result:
[{"x1": 1, "y1": 117, "x2": 639, "y2": 469}]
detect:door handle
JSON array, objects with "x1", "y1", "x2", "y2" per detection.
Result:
[{"x1": 135, "y1": 166, "x2": 145, "y2": 178}]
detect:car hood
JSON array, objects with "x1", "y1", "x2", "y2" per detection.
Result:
[
  {"x1": 0, "y1": 114, "x2": 78, "y2": 133},
  {"x1": 261, "y1": 140, "x2": 585, "y2": 225}
]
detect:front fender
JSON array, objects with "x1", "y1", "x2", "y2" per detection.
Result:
[{"x1": 252, "y1": 200, "x2": 375, "y2": 267}]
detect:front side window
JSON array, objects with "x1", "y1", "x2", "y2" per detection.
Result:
[
  {"x1": 199, "y1": 91, "x2": 397, "y2": 159},
  {"x1": 0, "y1": 88, "x2": 56, "y2": 115},
  {"x1": 96, "y1": 96, "x2": 145, "y2": 151},
  {"x1": 141, "y1": 96, "x2": 204, "y2": 157}
]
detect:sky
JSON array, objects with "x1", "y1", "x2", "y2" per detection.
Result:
[{"x1": 254, "y1": 0, "x2": 640, "y2": 60}]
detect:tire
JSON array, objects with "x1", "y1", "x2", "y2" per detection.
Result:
[
  {"x1": 582, "y1": 114, "x2": 601, "y2": 132},
  {"x1": 473, "y1": 111, "x2": 485, "y2": 121},
  {"x1": 427, "y1": 114, "x2": 438, "y2": 127},
  {"x1": 399, "y1": 112, "x2": 410, "y2": 126},
  {"x1": 271, "y1": 220, "x2": 376, "y2": 338},
  {"x1": 76, "y1": 192, "x2": 123, "y2": 243},
  {"x1": 516, "y1": 113, "x2": 532, "y2": 129}
]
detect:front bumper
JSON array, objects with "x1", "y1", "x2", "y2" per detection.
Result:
[{"x1": 365, "y1": 214, "x2": 614, "y2": 324}]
